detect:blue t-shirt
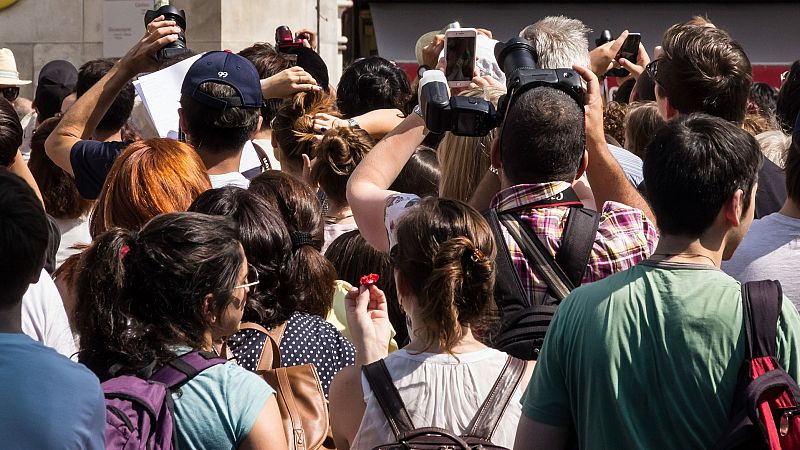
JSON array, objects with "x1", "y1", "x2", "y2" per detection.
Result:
[
  {"x1": 70, "y1": 139, "x2": 131, "y2": 200},
  {"x1": 171, "y1": 354, "x2": 275, "y2": 450},
  {"x1": 0, "y1": 333, "x2": 105, "y2": 449}
]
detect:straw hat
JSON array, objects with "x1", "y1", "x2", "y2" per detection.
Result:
[{"x1": 0, "y1": 48, "x2": 32, "y2": 86}]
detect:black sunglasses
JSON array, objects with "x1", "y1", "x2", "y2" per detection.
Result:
[{"x1": 1, "y1": 86, "x2": 20, "y2": 102}]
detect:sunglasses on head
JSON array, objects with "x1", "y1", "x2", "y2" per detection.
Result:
[
  {"x1": 234, "y1": 264, "x2": 260, "y2": 293},
  {"x1": 1, "y1": 86, "x2": 20, "y2": 102}
]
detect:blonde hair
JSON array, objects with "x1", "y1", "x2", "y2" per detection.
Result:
[
  {"x1": 438, "y1": 86, "x2": 505, "y2": 202},
  {"x1": 756, "y1": 130, "x2": 792, "y2": 169}
]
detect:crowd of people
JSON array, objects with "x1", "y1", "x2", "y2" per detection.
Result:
[{"x1": 1, "y1": 10, "x2": 800, "y2": 450}]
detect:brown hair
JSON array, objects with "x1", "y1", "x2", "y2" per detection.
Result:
[
  {"x1": 604, "y1": 101, "x2": 628, "y2": 147},
  {"x1": 28, "y1": 117, "x2": 93, "y2": 219},
  {"x1": 624, "y1": 101, "x2": 667, "y2": 158},
  {"x1": 238, "y1": 43, "x2": 292, "y2": 129},
  {"x1": 741, "y1": 113, "x2": 779, "y2": 136},
  {"x1": 311, "y1": 127, "x2": 374, "y2": 206},
  {"x1": 658, "y1": 24, "x2": 751, "y2": 123},
  {"x1": 272, "y1": 90, "x2": 338, "y2": 173},
  {"x1": 391, "y1": 197, "x2": 495, "y2": 353},
  {"x1": 90, "y1": 138, "x2": 211, "y2": 238},
  {"x1": 249, "y1": 170, "x2": 336, "y2": 318}
]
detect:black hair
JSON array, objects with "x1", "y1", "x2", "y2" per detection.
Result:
[
  {"x1": 0, "y1": 97, "x2": 22, "y2": 166},
  {"x1": 0, "y1": 170, "x2": 48, "y2": 304},
  {"x1": 180, "y1": 82, "x2": 261, "y2": 154},
  {"x1": 75, "y1": 58, "x2": 135, "y2": 132},
  {"x1": 643, "y1": 113, "x2": 761, "y2": 237},
  {"x1": 777, "y1": 60, "x2": 800, "y2": 132},
  {"x1": 75, "y1": 212, "x2": 243, "y2": 378},
  {"x1": 336, "y1": 57, "x2": 413, "y2": 117},
  {"x1": 389, "y1": 145, "x2": 440, "y2": 198},
  {"x1": 189, "y1": 187, "x2": 297, "y2": 328},
  {"x1": 500, "y1": 87, "x2": 585, "y2": 184},
  {"x1": 749, "y1": 82, "x2": 778, "y2": 116},
  {"x1": 614, "y1": 78, "x2": 636, "y2": 104}
]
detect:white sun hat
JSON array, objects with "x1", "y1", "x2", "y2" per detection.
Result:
[{"x1": 0, "y1": 48, "x2": 32, "y2": 86}]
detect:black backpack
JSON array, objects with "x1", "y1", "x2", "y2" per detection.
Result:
[
  {"x1": 362, "y1": 356, "x2": 526, "y2": 450},
  {"x1": 713, "y1": 280, "x2": 800, "y2": 450},
  {"x1": 484, "y1": 187, "x2": 600, "y2": 360}
]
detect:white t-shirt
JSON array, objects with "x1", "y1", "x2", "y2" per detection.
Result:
[
  {"x1": 21, "y1": 269, "x2": 78, "y2": 359},
  {"x1": 0, "y1": 333, "x2": 105, "y2": 449},
  {"x1": 209, "y1": 172, "x2": 250, "y2": 189},
  {"x1": 351, "y1": 348, "x2": 525, "y2": 450},
  {"x1": 54, "y1": 215, "x2": 91, "y2": 269},
  {"x1": 723, "y1": 212, "x2": 800, "y2": 308},
  {"x1": 322, "y1": 223, "x2": 359, "y2": 254}
]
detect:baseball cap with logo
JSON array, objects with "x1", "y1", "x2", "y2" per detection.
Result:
[{"x1": 181, "y1": 51, "x2": 262, "y2": 110}]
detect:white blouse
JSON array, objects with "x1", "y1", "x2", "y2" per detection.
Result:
[{"x1": 351, "y1": 347, "x2": 525, "y2": 450}]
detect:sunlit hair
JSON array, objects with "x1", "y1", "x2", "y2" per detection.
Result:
[
  {"x1": 519, "y1": 16, "x2": 591, "y2": 69},
  {"x1": 90, "y1": 138, "x2": 211, "y2": 238}
]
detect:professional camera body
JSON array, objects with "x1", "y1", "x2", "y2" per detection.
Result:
[
  {"x1": 420, "y1": 37, "x2": 584, "y2": 137},
  {"x1": 275, "y1": 26, "x2": 309, "y2": 53},
  {"x1": 144, "y1": 4, "x2": 188, "y2": 60}
]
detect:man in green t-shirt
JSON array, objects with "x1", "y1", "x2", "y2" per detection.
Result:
[{"x1": 514, "y1": 114, "x2": 800, "y2": 450}]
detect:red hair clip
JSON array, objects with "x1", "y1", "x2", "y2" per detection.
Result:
[
  {"x1": 360, "y1": 273, "x2": 380, "y2": 286},
  {"x1": 120, "y1": 244, "x2": 130, "y2": 261}
]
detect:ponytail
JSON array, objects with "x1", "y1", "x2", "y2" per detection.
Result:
[{"x1": 272, "y1": 89, "x2": 338, "y2": 170}]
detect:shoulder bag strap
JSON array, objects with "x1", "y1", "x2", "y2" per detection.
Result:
[
  {"x1": 362, "y1": 359, "x2": 415, "y2": 438},
  {"x1": 499, "y1": 212, "x2": 573, "y2": 301},
  {"x1": 466, "y1": 356, "x2": 527, "y2": 440},
  {"x1": 742, "y1": 280, "x2": 783, "y2": 359},
  {"x1": 555, "y1": 207, "x2": 601, "y2": 288},
  {"x1": 149, "y1": 351, "x2": 227, "y2": 389},
  {"x1": 251, "y1": 141, "x2": 273, "y2": 172},
  {"x1": 485, "y1": 208, "x2": 532, "y2": 310},
  {"x1": 240, "y1": 321, "x2": 286, "y2": 371}
]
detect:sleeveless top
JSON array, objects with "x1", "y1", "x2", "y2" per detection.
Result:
[
  {"x1": 351, "y1": 347, "x2": 525, "y2": 450},
  {"x1": 227, "y1": 311, "x2": 355, "y2": 397}
]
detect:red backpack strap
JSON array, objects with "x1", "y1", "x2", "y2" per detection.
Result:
[
  {"x1": 251, "y1": 141, "x2": 273, "y2": 172},
  {"x1": 742, "y1": 280, "x2": 783, "y2": 360}
]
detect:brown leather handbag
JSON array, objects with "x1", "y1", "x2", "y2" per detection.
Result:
[{"x1": 240, "y1": 321, "x2": 335, "y2": 450}]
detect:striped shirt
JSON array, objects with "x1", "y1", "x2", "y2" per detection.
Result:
[{"x1": 489, "y1": 182, "x2": 658, "y2": 304}]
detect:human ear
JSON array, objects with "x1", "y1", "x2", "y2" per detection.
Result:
[
  {"x1": 723, "y1": 189, "x2": 745, "y2": 227},
  {"x1": 202, "y1": 293, "x2": 216, "y2": 324}
]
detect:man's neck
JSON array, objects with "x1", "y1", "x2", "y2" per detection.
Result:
[
  {"x1": 0, "y1": 302, "x2": 24, "y2": 334},
  {"x1": 650, "y1": 234, "x2": 724, "y2": 268},
  {"x1": 196, "y1": 146, "x2": 243, "y2": 176},
  {"x1": 254, "y1": 129, "x2": 271, "y2": 141},
  {"x1": 779, "y1": 198, "x2": 800, "y2": 219},
  {"x1": 94, "y1": 129, "x2": 122, "y2": 142}
]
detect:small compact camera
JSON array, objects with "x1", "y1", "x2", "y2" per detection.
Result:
[
  {"x1": 144, "y1": 4, "x2": 188, "y2": 61},
  {"x1": 275, "y1": 26, "x2": 309, "y2": 53}
]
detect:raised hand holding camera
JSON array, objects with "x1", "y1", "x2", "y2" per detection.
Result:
[{"x1": 118, "y1": 15, "x2": 182, "y2": 77}]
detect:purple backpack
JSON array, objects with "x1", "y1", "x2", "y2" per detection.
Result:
[{"x1": 102, "y1": 351, "x2": 227, "y2": 450}]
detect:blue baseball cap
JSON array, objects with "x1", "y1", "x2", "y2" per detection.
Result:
[{"x1": 181, "y1": 51, "x2": 262, "y2": 110}]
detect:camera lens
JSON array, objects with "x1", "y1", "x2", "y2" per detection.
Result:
[
  {"x1": 145, "y1": 5, "x2": 187, "y2": 60},
  {"x1": 495, "y1": 38, "x2": 537, "y2": 81}
]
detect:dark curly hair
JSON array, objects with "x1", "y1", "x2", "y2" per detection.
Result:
[{"x1": 336, "y1": 57, "x2": 413, "y2": 117}]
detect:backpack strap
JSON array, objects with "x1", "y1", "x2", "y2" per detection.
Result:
[
  {"x1": 555, "y1": 207, "x2": 601, "y2": 288},
  {"x1": 485, "y1": 208, "x2": 531, "y2": 312},
  {"x1": 465, "y1": 356, "x2": 527, "y2": 440},
  {"x1": 149, "y1": 351, "x2": 227, "y2": 389},
  {"x1": 362, "y1": 359, "x2": 415, "y2": 438},
  {"x1": 251, "y1": 141, "x2": 273, "y2": 172},
  {"x1": 240, "y1": 321, "x2": 288, "y2": 371},
  {"x1": 742, "y1": 280, "x2": 783, "y2": 359}
]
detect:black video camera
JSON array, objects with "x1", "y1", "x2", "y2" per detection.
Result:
[
  {"x1": 419, "y1": 37, "x2": 584, "y2": 137},
  {"x1": 144, "y1": 5, "x2": 188, "y2": 61}
]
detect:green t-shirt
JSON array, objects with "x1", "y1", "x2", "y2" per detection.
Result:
[{"x1": 523, "y1": 261, "x2": 800, "y2": 450}]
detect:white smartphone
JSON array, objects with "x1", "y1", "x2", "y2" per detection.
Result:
[{"x1": 444, "y1": 28, "x2": 477, "y2": 88}]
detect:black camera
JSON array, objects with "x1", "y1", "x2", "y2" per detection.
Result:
[
  {"x1": 276, "y1": 26, "x2": 309, "y2": 53},
  {"x1": 144, "y1": 5, "x2": 188, "y2": 60},
  {"x1": 420, "y1": 37, "x2": 584, "y2": 137}
]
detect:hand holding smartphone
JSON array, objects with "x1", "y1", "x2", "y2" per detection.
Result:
[
  {"x1": 444, "y1": 28, "x2": 477, "y2": 88},
  {"x1": 609, "y1": 33, "x2": 641, "y2": 77}
]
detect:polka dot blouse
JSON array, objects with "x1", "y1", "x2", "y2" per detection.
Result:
[{"x1": 227, "y1": 312, "x2": 355, "y2": 397}]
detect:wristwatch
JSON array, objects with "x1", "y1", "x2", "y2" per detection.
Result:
[
  {"x1": 417, "y1": 64, "x2": 431, "y2": 79},
  {"x1": 346, "y1": 118, "x2": 360, "y2": 129}
]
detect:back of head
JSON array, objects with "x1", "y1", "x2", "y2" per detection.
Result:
[
  {"x1": 776, "y1": 60, "x2": 800, "y2": 132},
  {"x1": 272, "y1": 89, "x2": 338, "y2": 170},
  {"x1": 336, "y1": 57, "x2": 413, "y2": 117},
  {"x1": 311, "y1": 127, "x2": 374, "y2": 206},
  {"x1": 76, "y1": 58, "x2": 134, "y2": 133},
  {"x1": 643, "y1": 113, "x2": 761, "y2": 237},
  {"x1": 604, "y1": 101, "x2": 628, "y2": 147},
  {"x1": 35, "y1": 59, "x2": 78, "y2": 122},
  {"x1": 624, "y1": 101, "x2": 666, "y2": 158},
  {"x1": 749, "y1": 82, "x2": 778, "y2": 117},
  {"x1": 439, "y1": 87, "x2": 502, "y2": 201},
  {"x1": 500, "y1": 86, "x2": 585, "y2": 184},
  {"x1": 756, "y1": 130, "x2": 791, "y2": 169},
  {"x1": 249, "y1": 170, "x2": 336, "y2": 317},
  {"x1": 658, "y1": 24, "x2": 752, "y2": 123},
  {"x1": 392, "y1": 197, "x2": 495, "y2": 353},
  {"x1": 0, "y1": 170, "x2": 48, "y2": 303},
  {"x1": 90, "y1": 138, "x2": 211, "y2": 238},
  {"x1": 76, "y1": 212, "x2": 242, "y2": 375},
  {"x1": 0, "y1": 97, "x2": 22, "y2": 166},
  {"x1": 238, "y1": 43, "x2": 292, "y2": 129},
  {"x1": 389, "y1": 145, "x2": 440, "y2": 199},
  {"x1": 519, "y1": 16, "x2": 590, "y2": 69},
  {"x1": 189, "y1": 186, "x2": 295, "y2": 328},
  {"x1": 28, "y1": 117, "x2": 92, "y2": 219}
]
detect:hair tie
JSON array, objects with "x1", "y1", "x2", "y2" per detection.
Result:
[
  {"x1": 120, "y1": 244, "x2": 131, "y2": 261},
  {"x1": 291, "y1": 231, "x2": 313, "y2": 250}
]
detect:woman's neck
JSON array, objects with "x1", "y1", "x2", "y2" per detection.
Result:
[
  {"x1": 403, "y1": 326, "x2": 487, "y2": 354},
  {"x1": 325, "y1": 200, "x2": 355, "y2": 224}
]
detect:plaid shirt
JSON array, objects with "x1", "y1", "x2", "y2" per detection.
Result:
[{"x1": 490, "y1": 182, "x2": 659, "y2": 305}]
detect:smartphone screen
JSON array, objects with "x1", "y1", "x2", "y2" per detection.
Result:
[
  {"x1": 616, "y1": 33, "x2": 641, "y2": 62},
  {"x1": 445, "y1": 35, "x2": 476, "y2": 82}
]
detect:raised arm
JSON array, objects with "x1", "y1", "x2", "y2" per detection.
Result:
[
  {"x1": 313, "y1": 108, "x2": 405, "y2": 141},
  {"x1": 572, "y1": 64, "x2": 656, "y2": 225},
  {"x1": 45, "y1": 16, "x2": 181, "y2": 176},
  {"x1": 346, "y1": 112, "x2": 425, "y2": 253}
]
